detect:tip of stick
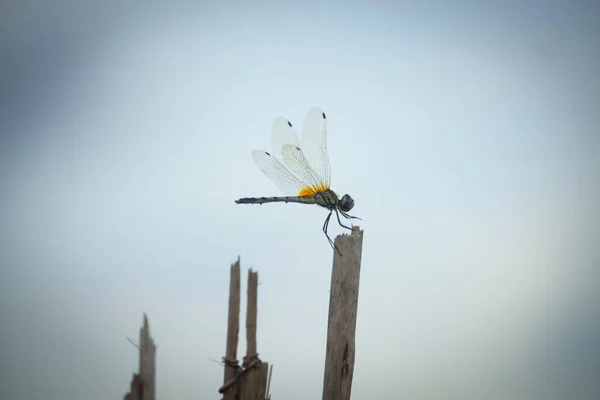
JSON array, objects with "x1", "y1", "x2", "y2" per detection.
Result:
[
  {"x1": 335, "y1": 226, "x2": 363, "y2": 242},
  {"x1": 347, "y1": 225, "x2": 363, "y2": 237}
]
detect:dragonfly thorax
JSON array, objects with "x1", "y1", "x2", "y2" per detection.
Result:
[{"x1": 338, "y1": 194, "x2": 355, "y2": 212}]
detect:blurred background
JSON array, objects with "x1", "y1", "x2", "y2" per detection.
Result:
[{"x1": 1, "y1": 1, "x2": 598, "y2": 399}]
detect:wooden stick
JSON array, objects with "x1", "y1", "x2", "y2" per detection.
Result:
[
  {"x1": 266, "y1": 364, "x2": 273, "y2": 400},
  {"x1": 241, "y1": 269, "x2": 266, "y2": 400},
  {"x1": 322, "y1": 226, "x2": 364, "y2": 400},
  {"x1": 223, "y1": 258, "x2": 241, "y2": 400},
  {"x1": 246, "y1": 269, "x2": 258, "y2": 362}
]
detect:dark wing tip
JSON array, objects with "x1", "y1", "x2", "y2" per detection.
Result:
[
  {"x1": 322, "y1": 112, "x2": 326, "y2": 119},
  {"x1": 287, "y1": 120, "x2": 292, "y2": 127}
]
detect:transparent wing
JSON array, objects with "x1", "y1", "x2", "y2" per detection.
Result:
[
  {"x1": 270, "y1": 108, "x2": 331, "y2": 191},
  {"x1": 271, "y1": 116, "x2": 300, "y2": 159},
  {"x1": 281, "y1": 144, "x2": 328, "y2": 195},
  {"x1": 255, "y1": 108, "x2": 331, "y2": 196},
  {"x1": 251, "y1": 149, "x2": 309, "y2": 196},
  {"x1": 300, "y1": 107, "x2": 331, "y2": 189}
]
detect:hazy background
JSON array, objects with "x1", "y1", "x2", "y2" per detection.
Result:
[{"x1": 1, "y1": 1, "x2": 599, "y2": 399}]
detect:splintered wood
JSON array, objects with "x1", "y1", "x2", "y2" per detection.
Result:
[
  {"x1": 220, "y1": 259, "x2": 269, "y2": 400},
  {"x1": 322, "y1": 226, "x2": 364, "y2": 400},
  {"x1": 245, "y1": 269, "x2": 258, "y2": 359},
  {"x1": 241, "y1": 269, "x2": 268, "y2": 400},
  {"x1": 223, "y1": 259, "x2": 241, "y2": 400}
]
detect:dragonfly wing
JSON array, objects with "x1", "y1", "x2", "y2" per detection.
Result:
[
  {"x1": 271, "y1": 116, "x2": 300, "y2": 159},
  {"x1": 252, "y1": 149, "x2": 307, "y2": 196},
  {"x1": 281, "y1": 143, "x2": 328, "y2": 194},
  {"x1": 300, "y1": 107, "x2": 331, "y2": 189},
  {"x1": 262, "y1": 108, "x2": 331, "y2": 196}
]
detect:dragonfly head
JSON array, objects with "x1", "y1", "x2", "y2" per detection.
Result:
[{"x1": 338, "y1": 194, "x2": 355, "y2": 212}]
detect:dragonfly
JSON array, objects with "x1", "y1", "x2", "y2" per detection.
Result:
[{"x1": 235, "y1": 107, "x2": 360, "y2": 254}]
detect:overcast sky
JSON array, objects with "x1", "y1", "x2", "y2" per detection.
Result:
[{"x1": 1, "y1": 1, "x2": 599, "y2": 399}]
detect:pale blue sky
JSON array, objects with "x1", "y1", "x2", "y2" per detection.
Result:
[{"x1": 1, "y1": 1, "x2": 599, "y2": 399}]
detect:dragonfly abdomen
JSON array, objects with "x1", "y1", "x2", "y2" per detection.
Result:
[{"x1": 235, "y1": 196, "x2": 318, "y2": 205}]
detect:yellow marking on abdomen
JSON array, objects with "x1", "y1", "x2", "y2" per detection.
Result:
[{"x1": 298, "y1": 184, "x2": 329, "y2": 197}]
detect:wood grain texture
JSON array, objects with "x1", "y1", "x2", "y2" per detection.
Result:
[{"x1": 322, "y1": 226, "x2": 364, "y2": 400}]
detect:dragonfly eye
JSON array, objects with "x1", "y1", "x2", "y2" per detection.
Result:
[{"x1": 339, "y1": 194, "x2": 354, "y2": 212}]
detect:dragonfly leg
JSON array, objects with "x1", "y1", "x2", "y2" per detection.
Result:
[
  {"x1": 335, "y1": 208, "x2": 353, "y2": 231},
  {"x1": 323, "y1": 210, "x2": 342, "y2": 255},
  {"x1": 322, "y1": 210, "x2": 333, "y2": 233},
  {"x1": 340, "y1": 209, "x2": 361, "y2": 220}
]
